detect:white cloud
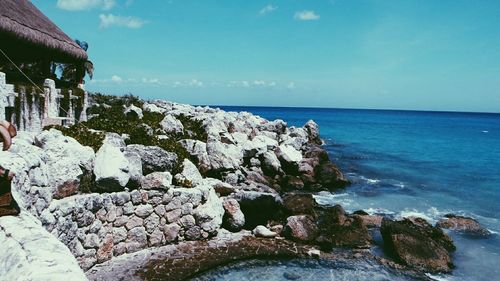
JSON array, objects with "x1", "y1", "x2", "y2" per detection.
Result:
[
  {"x1": 189, "y1": 79, "x2": 203, "y2": 87},
  {"x1": 259, "y1": 4, "x2": 278, "y2": 16},
  {"x1": 141, "y1": 78, "x2": 160, "y2": 84},
  {"x1": 111, "y1": 75, "x2": 122, "y2": 83},
  {"x1": 294, "y1": 10, "x2": 320, "y2": 21},
  {"x1": 99, "y1": 14, "x2": 147, "y2": 29},
  {"x1": 57, "y1": 0, "x2": 115, "y2": 11},
  {"x1": 287, "y1": 82, "x2": 296, "y2": 90}
]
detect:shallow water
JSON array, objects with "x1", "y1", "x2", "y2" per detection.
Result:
[
  {"x1": 192, "y1": 259, "x2": 425, "y2": 281},
  {"x1": 219, "y1": 106, "x2": 500, "y2": 281}
]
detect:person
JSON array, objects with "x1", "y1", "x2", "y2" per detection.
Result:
[{"x1": 0, "y1": 121, "x2": 20, "y2": 216}]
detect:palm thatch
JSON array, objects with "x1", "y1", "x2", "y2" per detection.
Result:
[{"x1": 0, "y1": 0, "x2": 87, "y2": 62}]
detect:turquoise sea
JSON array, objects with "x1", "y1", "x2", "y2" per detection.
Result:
[{"x1": 217, "y1": 106, "x2": 500, "y2": 281}]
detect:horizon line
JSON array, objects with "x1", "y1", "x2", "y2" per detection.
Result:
[{"x1": 193, "y1": 103, "x2": 500, "y2": 115}]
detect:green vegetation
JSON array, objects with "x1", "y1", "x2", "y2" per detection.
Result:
[{"x1": 45, "y1": 93, "x2": 207, "y2": 175}]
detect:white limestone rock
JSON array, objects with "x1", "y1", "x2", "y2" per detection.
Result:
[
  {"x1": 174, "y1": 159, "x2": 203, "y2": 187},
  {"x1": 141, "y1": 172, "x2": 172, "y2": 190},
  {"x1": 94, "y1": 142, "x2": 130, "y2": 192},
  {"x1": 124, "y1": 104, "x2": 143, "y2": 119},
  {"x1": 160, "y1": 115, "x2": 184, "y2": 134},
  {"x1": 252, "y1": 225, "x2": 278, "y2": 238},
  {"x1": 193, "y1": 185, "x2": 224, "y2": 235}
]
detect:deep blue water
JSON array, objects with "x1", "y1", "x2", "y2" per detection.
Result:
[{"x1": 219, "y1": 106, "x2": 500, "y2": 281}]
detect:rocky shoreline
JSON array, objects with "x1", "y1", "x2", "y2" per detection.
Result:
[{"x1": 0, "y1": 95, "x2": 491, "y2": 280}]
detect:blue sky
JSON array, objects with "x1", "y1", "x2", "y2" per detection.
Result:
[{"x1": 32, "y1": 0, "x2": 500, "y2": 112}]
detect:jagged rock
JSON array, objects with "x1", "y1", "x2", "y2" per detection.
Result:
[
  {"x1": 436, "y1": 214, "x2": 491, "y2": 236},
  {"x1": 193, "y1": 186, "x2": 224, "y2": 235},
  {"x1": 161, "y1": 115, "x2": 184, "y2": 134},
  {"x1": 315, "y1": 205, "x2": 372, "y2": 249},
  {"x1": 222, "y1": 198, "x2": 245, "y2": 231},
  {"x1": 381, "y1": 218, "x2": 455, "y2": 273},
  {"x1": 94, "y1": 142, "x2": 130, "y2": 192},
  {"x1": 125, "y1": 144, "x2": 178, "y2": 175},
  {"x1": 241, "y1": 135, "x2": 278, "y2": 158},
  {"x1": 284, "y1": 215, "x2": 318, "y2": 242},
  {"x1": 304, "y1": 120, "x2": 322, "y2": 145},
  {"x1": 206, "y1": 137, "x2": 243, "y2": 171},
  {"x1": 258, "y1": 119, "x2": 287, "y2": 134},
  {"x1": 124, "y1": 104, "x2": 143, "y2": 119},
  {"x1": 174, "y1": 159, "x2": 203, "y2": 187},
  {"x1": 276, "y1": 144, "x2": 302, "y2": 174},
  {"x1": 253, "y1": 225, "x2": 277, "y2": 238},
  {"x1": 142, "y1": 102, "x2": 166, "y2": 114},
  {"x1": 103, "y1": 132, "x2": 126, "y2": 148},
  {"x1": 33, "y1": 129, "x2": 95, "y2": 199},
  {"x1": 141, "y1": 172, "x2": 172, "y2": 190},
  {"x1": 315, "y1": 162, "x2": 349, "y2": 190},
  {"x1": 260, "y1": 151, "x2": 283, "y2": 176},
  {"x1": 282, "y1": 127, "x2": 309, "y2": 151}
]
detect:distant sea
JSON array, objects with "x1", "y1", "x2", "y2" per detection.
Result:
[{"x1": 217, "y1": 106, "x2": 500, "y2": 281}]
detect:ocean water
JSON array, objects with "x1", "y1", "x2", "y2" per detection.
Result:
[{"x1": 219, "y1": 106, "x2": 500, "y2": 281}]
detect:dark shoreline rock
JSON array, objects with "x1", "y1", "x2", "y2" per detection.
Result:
[
  {"x1": 436, "y1": 214, "x2": 491, "y2": 236},
  {"x1": 381, "y1": 218, "x2": 455, "y2": 273}
]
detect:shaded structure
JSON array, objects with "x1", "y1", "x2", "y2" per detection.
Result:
[{"x1": 0, "y1": 0, "x2": 89, "y2": 130}]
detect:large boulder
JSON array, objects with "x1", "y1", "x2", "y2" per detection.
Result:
[
  {"x1": 34, "y1": 129, "x2": 95, "y2": 198},
  {"x1": 125, "y1": 144, "x2": 178, "y2": 175},
  {"x1": 206, "y1": 138, "x2": 243, "y2": 172},
  {"x1": 315, "y1": 162, "x2": 349, "y2": 190},
  {"x1": 436, "y1": 214, "x2": 491, "y2": 236},
  {"x1": 381, "y1": 218, "x2": 455, "y2": 273},
  {"x1": 315, "y1": 205, "x2": 372, "y2": 249},
  {"x1": 161, "y1": 115, "x2": 184, "y2": 134},
  {"x1": 192, "y1": 185, "x2": 225, "y2": 235},
  {"x1": 0, "y1": 213, "x2": 88, "y2": 281},
  {"x1": 94, "y1": 142, "x2": 130, "y2": 192}
]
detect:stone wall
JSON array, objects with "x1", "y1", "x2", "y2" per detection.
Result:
[
  {"x1": 40, "y1": 185, "x2": 223, "y2": 270},
  {"x1": 0, "y1": 71, "x2": 88, "y2": 132}
]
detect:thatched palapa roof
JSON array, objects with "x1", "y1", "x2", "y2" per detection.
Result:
[{"x1": 0, "y1": 0, "x2": 87, "y2": 62}]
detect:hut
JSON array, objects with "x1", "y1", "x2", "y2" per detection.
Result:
[
  {"x1": 0, "y1": 0, "x2": 87, "y2": 65},
  {"x1": 0, "y1": 0, "x2": 89, "y2": 131}
]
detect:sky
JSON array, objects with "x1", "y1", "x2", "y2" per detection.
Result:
[{"x1": 31, "y1": 0, "x2": 500, "y2": 113}]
